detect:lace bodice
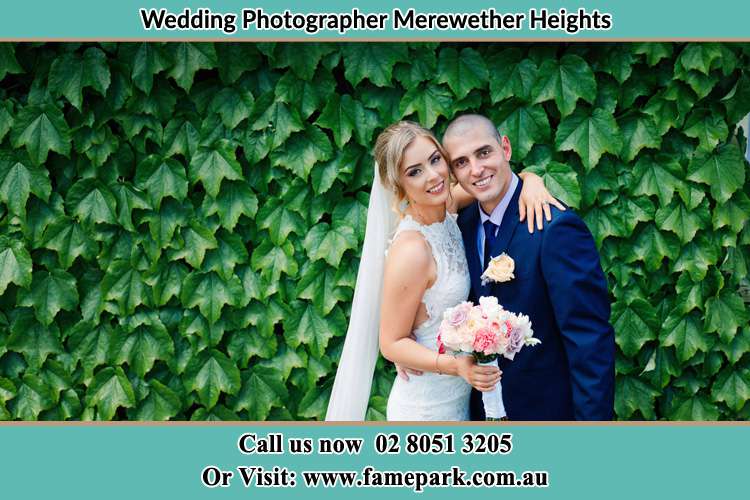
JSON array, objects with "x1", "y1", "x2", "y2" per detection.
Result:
[
  {"x1": 389, "y1": 213, "x2": 471, "y2": 348},
  {"x1": 385, "y1": 212, "x2": 472, "y2": 421}
]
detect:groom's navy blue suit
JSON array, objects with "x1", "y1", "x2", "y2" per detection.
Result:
[{"x1": 458, "y1": 179, "x2": 615, "y2": 420}]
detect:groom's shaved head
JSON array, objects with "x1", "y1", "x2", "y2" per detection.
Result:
[{"x1": 443, "y1": 114, "x2": 500, "y2": 144}]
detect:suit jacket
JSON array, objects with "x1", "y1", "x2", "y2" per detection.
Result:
[{"x1": 457, "y1": 180, "x2": 615, "y2": 420}]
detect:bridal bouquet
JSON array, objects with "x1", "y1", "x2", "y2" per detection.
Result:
[{"x1": 437, "y1": 296, "x2": 540, "y2": 420}]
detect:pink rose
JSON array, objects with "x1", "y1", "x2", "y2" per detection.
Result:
[
  {"x1": 473, "y1": 328, "x2": 498, "y2": 355},
  {"x1": 437, "y1": 332, "x2": 445, "y2": 354},
  {"x1": 449, "y1": 307, "x2": 468, "y2": 327},
  {"x1": 508, "y1": 326, "x2": 525, "y2": 355}
]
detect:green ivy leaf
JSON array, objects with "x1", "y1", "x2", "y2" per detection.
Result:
[
  {"x1": 494, "y1": 103, "x2": 551, "y2": 162},
  {"x1": 311, "y1": 148, "x2": 360, "y2": 195},
  {"x1": 169, "y1": 218, "x2": 218, "y2": 269},
  {"x1": 11, "y1": 103, "x2": 71, "y2": 164},
  {"x1": 0, "y1": 235, "x2": 32, "y2": 295},
  {"x1": 272, "y1": 43, "x2": 334, "y2": 81},
  {"x1": 630, "y1": 155, "x2": 688, "y2": 207},
  {"x1": 48, "y1": 47, "x2": 111, "y2": 110},
  {"x1": 683, "y1": 109, "x2": 729, "y2": 154},
  {"x1": 134, "y1": 380, "x2": 182, "y2": 421},
  {"x1": 17, "y1": 270, "x2": 79, "y2": 326},
  {"x1": 166, "y1": 43, "x2": 217, "y2": 92},
  {"x1": 251, "y1": 100, "x2": 304, "y2": 149},
  {"x1": 393, "y1": 47, "x2": 437, "y2": 89},
  {"x1": 270, "y1": 126, "x2": 333, "y2": 180},
  {"x1": 398, "y1": 83, "x2": 453, "y2": 129},
  {"x1": 101, "y1": 261, "x2": 147, "y2": 316},
  {"x1": 615, "y1": 375, "x2": 659, "y2": 419},
  {"x1": 209, "y1": 87, "x2": 255, "y2": 129},
  {"x1": 619, "y1": 112, "x2": 661, "y2": 163},
  {"x1": 230, "y1": 365, "x2": 289, "y2": 420},
  {"x1": 713, "y1": 192, "x2": 750, "y2": 233},
  {"x1": 711, "y1": 366, "x2": 750, "y2": 412},
  {"x1": 676, "y1": 43, "x2": 722, "y2": 75},
  {"x1": 188, "y1": 139, "x2": 244, "y2": 198},
  {"x1": 342, "y1": 44, "x2": 408, "y2": 87},
  {"x1": 315, "y1": 95, "x2": 377, "y2": 149},
  {"x1": 0, "y1": 151, "x2": 52, "y2": 217},
  {"x1": 10, "y1": 375, "x2": 54, "y2": 420},
  {"x1": 524, "y1": 161, "x2": 581, "y2": 209},
  {"x1": 284, "y1": 302, "x2": 346, "y2": 359},
  {"x1": 624, "y1": 224, "x2": 681, "y2": 272},
  {"x1": 687, "y1": 143, "x2": 746, "y2": 204},
  {"x1": 583, "y1": 205, "x2": 626, "y2": 247},
  {"x1": 162, "y1": 117, "x2": 200, "y2": 159},
  {"x1": 275, "y1": 70, "x2": 334, "y2": 120},
  {"x1": 654, "y1": 201, "x2": 704, "y2": 244},
  {"x1": 705, "y1": 291, "x2": 749, "y2": 343},
  {"x1": 135, "y1": 156, "x2": 189, "y2": 211},
  {"x1": 8, "y1": 309, "x2": 63, "y2": 369},
  {"x1": 181, "y1": 271, "x2": 243, "y2": 325},
  {"x1": 633, "y1": 42, "x2": 673, "y2": 66},
  {"x1": 66, "y1": 321, "x2": 114, "y2": 380},
  {"x1": 303, "y1": 223, "x2": 357, "y2": 268},
  {"x1": 668, "y1": 394, "x2": 720, "y2": 420},
  {"x1": 488, "y1": 50, "x2": 537, "y2": 103},
  {"x1": 436, "y1": 47, "x2": 488, "y2": 99},
  {"x1": 65, "y1": 179, "x2": 118, "y2": 226},
  {"x1": 0, "y1": 44, "x2": 22, "y2": 80},
  {"x1": 661, "y1": 312, "x2": 712, "y2": 363},
  {"x1": 717, "y1": 327, "x2": 750, "y2": 364},
  {"x1": 531, "y1": 55, "x2": 596, "y2": 117},
  {"x1": 296, "y1": 261, "x2": 351, "y2": 316},
  {"x1": 183, "y1": 348, "x2": 240, "y2": 409},
  {"x1": 554, "y1": 107, "x2": 623, "y2": 171},
  {"x1": 109, "y1": 323, "x2": 174, "y2": 378},
  {"x1": 125, "y1": 43, "x2": 169, "y2": 94},
  {"x1": 257, "y1": 198, "x2": 307, "y2": 246},
  {"x1": 612, "y1": 298, "x2": 659, "y2": 357},
  {"x1": 251, "y1": 240, "x2": 298, "y2": 282},
  {"x1": 85, "y1": 367, "x2": 136, "y2": 420}
]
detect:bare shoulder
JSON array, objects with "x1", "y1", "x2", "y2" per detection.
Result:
[{"x1": 385, "y1": 230, "x2": 433, "y2": 277}]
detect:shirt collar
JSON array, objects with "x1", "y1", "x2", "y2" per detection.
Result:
[{"x1": 479, "y1": 173, "x2": 519, "y2": 227}]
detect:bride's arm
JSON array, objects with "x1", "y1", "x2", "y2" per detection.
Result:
[{"x1": 379, "y1": 232, "x2": 500, "y2": 391}]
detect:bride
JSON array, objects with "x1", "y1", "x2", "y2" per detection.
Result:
[{"x1": 326, "y1": 121, "x2": 562, "y2": 421}]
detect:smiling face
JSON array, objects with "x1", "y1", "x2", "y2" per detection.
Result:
[
  {"x1": 442, "y1": 121, "x2": 513, "y2": 215},
  {"x1": 398, "y1": 135, "x2": 450, "y2": 208}
]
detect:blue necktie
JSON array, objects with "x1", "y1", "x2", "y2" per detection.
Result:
[{"x1": 483, "y1": 220, "x2": 499, "y2": 268}]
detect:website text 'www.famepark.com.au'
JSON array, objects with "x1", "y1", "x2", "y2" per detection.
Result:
[{"x1": 217, "y1": 465, "x2": 549, "y2": 492}]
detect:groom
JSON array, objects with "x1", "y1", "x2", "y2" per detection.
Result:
[{"x1": 442, "y1": 114, "x2": 615, "y2": 421}]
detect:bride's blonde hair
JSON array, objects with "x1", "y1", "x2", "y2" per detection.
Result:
[{"x1": 373, "y1": 121, "x2": 449, "y2": 206}]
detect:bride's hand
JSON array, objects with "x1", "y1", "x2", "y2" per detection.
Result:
[
  {"x1": 454, "y1": 356, "x2": 502, "y2": 392},
  {"x1": 517, "y1": 171, "x2": 565, "y2": 233},
  {"x1": 396, "y1": 363, "x2": 423, "y2": 381}
]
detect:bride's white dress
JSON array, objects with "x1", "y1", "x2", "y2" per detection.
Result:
[{"x1": 386, "y1": 213, "x2": 472, "y2": 421}]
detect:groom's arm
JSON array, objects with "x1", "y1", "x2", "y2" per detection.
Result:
[{"x1": 541, "y1": 210, "x2": 615, "y2": 420}]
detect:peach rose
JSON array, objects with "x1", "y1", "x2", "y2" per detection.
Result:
[{"x1": 481, "y1": 253, "x2": 515, "y2": 285}]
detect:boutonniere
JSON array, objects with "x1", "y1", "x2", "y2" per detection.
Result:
[{"x1": 481, "y1": 253, "x2": 515, "y2": 286}]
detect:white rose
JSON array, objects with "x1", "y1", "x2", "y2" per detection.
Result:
[{"x1": 481, "y1": 253, "x2": 515, "y2": 284}]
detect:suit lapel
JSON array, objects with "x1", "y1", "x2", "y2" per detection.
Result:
[
  {"x1": 460, "y1": 203, "x2": 484, "y2": 297},
  {"x1": 489, "y1": 179, "x2": 523, "y2": 262}
]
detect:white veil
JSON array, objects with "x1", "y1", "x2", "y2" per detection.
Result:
[{"x1": 325, "y1": 164, "x2": 398, "y2": 421}]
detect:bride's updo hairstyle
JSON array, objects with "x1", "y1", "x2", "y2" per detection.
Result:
[{"x1": 373, "y1": 121, "x2": 448, "y2": 205}]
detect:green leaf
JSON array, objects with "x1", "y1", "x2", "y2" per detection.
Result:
[
  {"x1": 126, "y1": 43, "x2": 169, "y2": 94},
  {"x1": 257, "y1": 198, "x2": 307, "y2": 246},
  {"x1": 101, "y1": 261, "x2": 147, "y2": 316},
  {"x1": 181, "y1": 271, "x2": 243, "y2": 325},
  {"x1": 494, "y1": 103, "x2": 551, "y2": 162},
  {"x1": 188, "y1": 139, "x2": 243, "y2": 198},
  {"x1": 183, "y1": 349, "x2": 240, "y2": 409},
  {"x1": 0, "y1": 235, "x2": 32, "y2": 295},
  {"x1": 111, "y1": 182, "x2": 150, "y2": 232},
  {"x1": 711, "y1": 366, "x2": 750, "y2": 412},
  {"x1": 270, "y1": 126, "x2": 333, "y2": 180},
  {"x1": 668, "y1": 394, "x2": 720, "y2": 420},
  {"x1": 683, "y1": 109, "x2": 728, "y2": 154},
  {"x1": 251, "y1": 240, "x2": 298, "y2": 282},
  {"x1": 8, "y1": 309, "x2": 63, "y2": 369},
  {"x1": 524, "y1": 161, "x2": 581, "y2": 209},
  {"x1": 134, "y1": 380, "x2": 181, "y2": 421},
  {"x1": 227, "y1": 327, "x2": 277, "y2": 367},
  {"x1": 311, "y1": 148, "x2": 360, "y2": 195},
  {"x1": 11, "y1": 103, "x2": 72, "y2": 164},
  {"x1": 332, "y1": 193, "x2": 369, "y2": 241},
  {"x1": 135, "y1": 156, "x2": 189, "y2": 210},
  {"x1": 109, "y1": 323, "x2": 174, "y2": 378},
  {"x1": 0, "y1": 44, "x2": 22, "y2": 80},
  {"x1": 342, "y1": 44, "x2": 408, "y2": 87},
  {"x1": 297, "y1": 384, "x2": 332, "y2": 420},
  {"x1": 654, "y1": 201, "x2": 703, "y2": 244},
  {"x1": 615, "y1": 375, "x2": 659, "y2": 419},
  {"x1": 202, "y1": 181, "x2": 258, "y2": 231},
  {"x1": 531, "y1": 55, "x2": 596, "y2": 117},
  {"x1": 162, "y1": 117, "x2": 200, "y2": 158},
  {"x1": 203, "y1": 232, "x2": 249, "y2": 280},
  {"x1": 640, "y1": 346, "x2": 680, "y2": 390},
  {"x1": 65, "y1": 179, "x2": 118, "y2": 226},
  {"x1": 296, "y1": 261, "x2": 351, "y2": 316},
  {"x1": 488, "y1": 50, "x2": 537, "y2": 103},
  {"x1": 612, "y1": 298, "x2": 659, "y2": 357},
  {"x1": 303, "y1": 223, "x2": 357, "y2": 268},
  {"x1": 717, "y1": 327, "x2": 750, "y2": 364},
  {"x1": 676, "y1": 43, "x2": 722, "y2": 75},
  {"x1": 166, "y1": 43, "x2": 217, "y2": 92},
  {"x1": 661, "y1": 312, "x2": 712, "y2": 363},
  {"x1": 436, "y1": 47, "x2": 488, "y2": 99},
  {"x1": 251, "y1": 100, "x2": 304, "y2": 149},
  {"x1": 619, "y1": 113, "x2": 661, "y2": 163},
  {"x1": 230, "y1": 366, "x2": 288, "y2": 420},
  {"x1": 398, "y1": 83, "x2": 453, "y2": 129},
  {"x1": 554, "y1": 107, "x2": 623, "y2": 171},
  {"x1": 275, "y1": 70, "x2": 334, "y2": 120},
  {"x1": 67, "y1": 321, "x2": 113, "y2": 379},
  {"x1": 713, "y1": 192, "x2": 750, "y2": 233},
  {"x1": 170, "y1": 218, "x2": 218, "y2": 269},
  {"x1": 630, "y1": 155, "x2": 688, "y2": 206},
  {"x1": 315, "y1": 95, "x2": 377, "y2": 149},
  {"x1": 633, "y1": 43, "x2": 673, "y2": 66},
  {"x1": 208, "y1": 87, "x2": 254, "y2": 129},
  {"x1": 722, "y1": 74, "x2": 750, "y2": 124},
  {"x1": 284, "y1": 302, "x2": 346, "y2": 358},
  {"x1": 85, "y1": 367, "x2": 136, "y2": 420},
  {"x1": 10, "y1": 375, "x2": 54, "y2": 420},
  {"x1": 17, "y1": 270, "x2": 79, "y2": 326},
  {"x1": 393, "y1": 47, "x2": 437, "y2": 89},
  {"x1": 625, "y1": 224, "x2": 680, "y2": 272},
  {"x1": 582, "y1": 205, "x2": 626, "y2": 247},
  {"x1": 705, "y1": 291, "x2": 749, "y2": 343},
  {"x1": 672, "y1": 234, "x2": 720, "y2": 282},
  {"x1": 0, "y1": 151, "x2": 51, "y2": 217},
  {"x1": 687, "y1": 143, "x2": 746, "y2": 204},
  {"x1": 215, "y1": 43, "x2": 261, "y2": 85},
  {"x1": 48, "y1": 48, "x2": 111, "y2": 110},
  {"x1": 595, "y1": 46, "x2": 634, "y2": 84}
]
